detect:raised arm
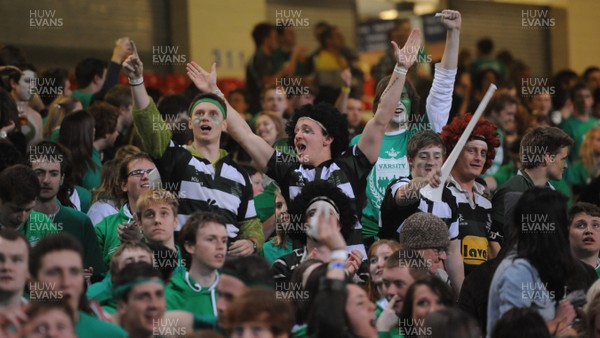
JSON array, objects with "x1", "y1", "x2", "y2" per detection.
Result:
[
  {"x1": 123, "y1": 41, "x2": 171, "y2": 158},
  {"x1": 122, "y1": 41, "x2": 150, "y2": 110},
  {"x1": 425, "y1": 10, "x2": 461, "y2": 132},
  {"x1": 358, "y1": 29, "x2": 421, "y2": 164},
  {"x1": 91, "y1": 37, "x2": 132, "y2": 105},
  {"x1": 186, "y1": 62, "x2": 275, "y2": 171},
  {"x1": 334, "y1": 68, "x2": 352, "y2": 113}
]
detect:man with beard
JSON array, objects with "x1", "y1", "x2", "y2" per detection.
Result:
[
  {"x1": 29, "y1": 141, "x2": 105, "y2": 277},
  {"x1": 350, "y1": 10, "x2": 461, "y2": 249}
]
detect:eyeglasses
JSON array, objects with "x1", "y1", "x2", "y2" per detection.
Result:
[{"x1": 128, "y1": 168, "x2": 155, "y2": 177}]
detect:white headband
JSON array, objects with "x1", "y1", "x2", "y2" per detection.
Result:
[{"x1": 298, "y1": 117, "x2": 328, "y2": 134}]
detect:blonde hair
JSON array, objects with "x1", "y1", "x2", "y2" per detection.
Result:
[
  {"x1": 115, "y1": 145, "x2": 142, "y2": 161},
  {"x1": 580, "y1": 125, "x2": 600, "y2": 175},
  {"x1": 43, "y1": 96, "x2": 81, "y2": 139},
  {"x1": 136, "y1": 189, "x2": 179, "y2": 218}
]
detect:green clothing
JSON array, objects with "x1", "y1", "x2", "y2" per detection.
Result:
[
  {"x1": 81, "y1": 148, "x2": 102, "y2": 191},
  {"x1": 48, "y1": 128, "x2": 60, "y2": 142},
  {"x1": 255, "y1": 182, "x2": 277, "y2": 222},
  {"x1": 52, "y1": 201, "x2": 106, "y2": 274},
  {"x1": 262, "y1": 238, "x2": 293, "y2": 266},
  {"x1": 87, "y1": 272, "x2": 117, "y2": 314},
  {"x1": 134, "y1": 99, "x2": 264, "y2": 249},
  {"x1": 492, "y1": 163, "x2": 572, "y2": 204},
  {"x1": 95, "y1": 204, "x2": 133, "y2": 267},
  {"x1": 596, "y1": 264, "x2": 600, "y2": 278},
  {"x1": 492, "y1": 169, "x2": 571, "y2": 243},
  {"x1": 485, "y1": 128, "x2": 504, "y2": 176},
  {"x1": 19, "y1": 211, "x2": 59, "y2": 246},
  {"x1": 72, "y1": 90, "x2": 94, "y2": 109},
  {"x1": 87, "y1": 246, "x2": 184, "y2": 315},
  {"x1": 469, "y1": 57, "x2": 507, "y2": 79},
  {"x1": 560, "y1": 115, "x2": 599, "y2": 161},
  {"x1": 75, "y1": 311, "x2": 128, "y2": 338},
  {"x1": 351, "y1": 129, "x2": 416, "y2": 240},
  {"x1": 272, "y1": 138, "x2": 295, "y2": 155},
  {"x1": 165, "y1": 269, "x2": 219, "y2": 318},
  {"x1": 378, "y1": 331, "x2": 404, "y2": 338},
  {"x1": 75, "y1": 185, "x2": 92, "y2": 213},
  {"x1": 292, "y1": 324, "x2": 308, "y2": 338},
  {"x1": 492, "y1": 162, "x2": 518, "y2": 188},
  {"x1": 566, "y1": 161, "x2": 598, "y2": 187},
  {"x1": 552, "y1": 178, "x2": 573, "y2": 206},
  {"x1": 272, "y1": 48, "x2": 312, "y2": 77}
]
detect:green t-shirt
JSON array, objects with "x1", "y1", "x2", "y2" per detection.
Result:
[
  {"x1": 560, "y1": 115, "x2": 599, "y2": 162},
  {"x1": 262, "y1": 238, "x2": 293, "y2": 266},
  {"x1": 75, "y1": 311, "x2": 128, "y2": 338},
  {"x1": 20, "y1": 211, "x2": 59, "y2": 246},
  {"x1": 165, "y1": 269, "x2": 219, "y2": 318},
  {"x1": 72, "y1": 90, "x2": 94, "y2": 109},
  {"x1": 52, "y1": 201, "x2": 106, "y2": 274},
  {"x1": 81, "y1": 148, "x2": 102, "y2": 191},
  {"x1": 351, "y1": 129, "x2": 416, "y2": 239}
]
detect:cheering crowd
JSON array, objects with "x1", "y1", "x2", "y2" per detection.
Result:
[{"x1": 1, "y1": 8, "x2": 600, "y2": 338}]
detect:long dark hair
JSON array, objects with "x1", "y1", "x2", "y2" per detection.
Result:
[
  {"x1": 0, "y1": 88, "x2": 18, "y2": 128},
  {"x1": 513, "y1": 188, "x2": 577, "y2": 300},
  {"x1": 399, "y1": 275, "x2": 455, "y2": 338},
  {"x1": 58, "y1": 110, "x2": 96, "y2": 186}
]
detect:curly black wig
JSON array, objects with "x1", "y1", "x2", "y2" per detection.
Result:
[
  {"x1": 287, "y1": 180, "x2": 357, "y2": 245},
  {"x1": 286, "y1": 102, "x2": 349, "y2": 159}
]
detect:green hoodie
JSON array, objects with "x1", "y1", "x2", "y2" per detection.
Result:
[
  {"x1": 95, "y1": 204, "x2": 133, "y2": 267},
  {"x1": 87, "y1": 272, "x2": 117, "y2": 314},
  {"x1": 165, "y1": 269, "x2": 219, "y2": 319}
]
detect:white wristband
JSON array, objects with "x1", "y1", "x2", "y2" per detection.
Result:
[
  {"x1": 213, "y1": 88, "x2": 224, "y2": 98},
  {"x1": 330, "y1": 249, "x2": 348, "y2": 262},
  {"x1": 394, "y1": 65, "x2": 408, "y2": 76},
  {"x1": 128, "y1": 77, "x2": 144, "y2": 86}
]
